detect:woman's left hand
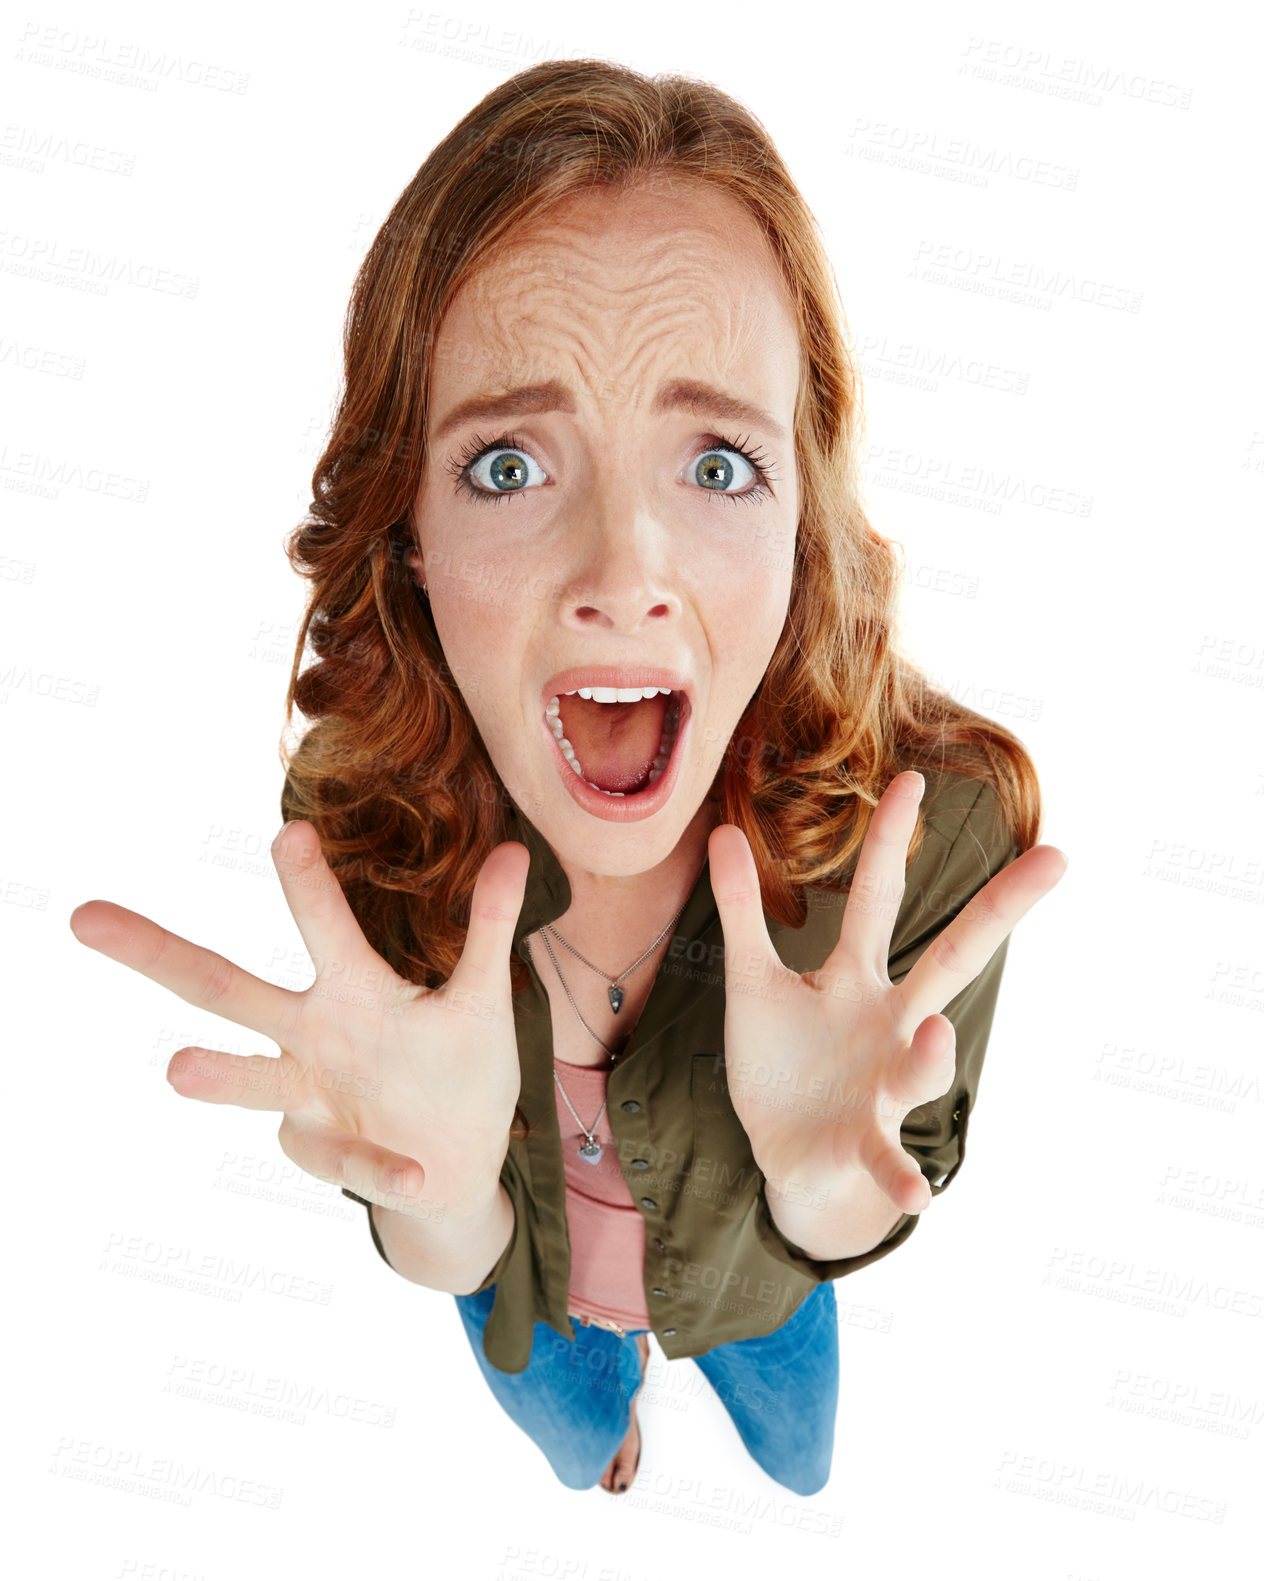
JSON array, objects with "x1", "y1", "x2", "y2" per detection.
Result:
[{"x1": 708, "y1": 772, "x2": 1067, "y2": 1217}]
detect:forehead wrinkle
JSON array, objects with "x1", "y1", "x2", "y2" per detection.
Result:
[
  {"x1": 463, "y1": 339, "x2": 774, "y2": 433},
  {"x1": 497, "y1": 214, "x2": 743, "y2": 282},
  {"x1": 468, "y1": 222, "x2": 769, "y2": 326},
  {"x1": 469, "y1": 289, "x2": 776, "y2": 414},
  {"x1": 473, "y1": 268, "x2": 739, "y2": 343}
]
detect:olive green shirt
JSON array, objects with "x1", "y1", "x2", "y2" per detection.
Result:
[{"x1": 344, "y1": 767, "x2": 1021, "y2": 1374}]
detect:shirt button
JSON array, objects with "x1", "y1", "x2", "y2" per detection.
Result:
[
  {"x1": 630, "y1": 1158, "x2": 650, "y2": 1170},
  {"x1": 662, "y1": 1328, "x2": 677, "y2": 1337},
  {"x1": 640, "y1": 1197, "x2": 658, "y2": 1211},
  {"x1": 654, "y1": 1238, "x2": 667, "y2": 1252},
  {"x1": 621, "y1": 1100, "x2": 641, "y2": 1113},
  {"x1": 652, "y1": 1287, "x2": 667, "y2": 1297}
]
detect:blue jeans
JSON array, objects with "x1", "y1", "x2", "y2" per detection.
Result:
[{"x1": 453, "y1": 1280, "x2": 839, "y2": 1495}]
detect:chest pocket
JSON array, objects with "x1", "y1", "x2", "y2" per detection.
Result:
[{"x1": 692, "y1": 1049, "x2": 732, "y2": 1113}]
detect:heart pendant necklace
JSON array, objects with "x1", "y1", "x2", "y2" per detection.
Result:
[{"x1": 553, "y1": 1075, "x2": 608, "y2": 1165}]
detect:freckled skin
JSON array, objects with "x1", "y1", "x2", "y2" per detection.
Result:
[{"x1": 409, "y1": 181, "x2": 801, "y2": 931}]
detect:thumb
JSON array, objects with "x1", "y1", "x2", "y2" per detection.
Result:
[
  {"x1": 448, "y1": 840, "x2": 531, "y2": 1003},
  {"x1": 708, "y1": 824, "x2": 778, "y2": 1001}
]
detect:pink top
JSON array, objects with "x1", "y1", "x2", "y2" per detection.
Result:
[{"x1": 553, "y1": 1058, "x2": 652, "y2": 1332}]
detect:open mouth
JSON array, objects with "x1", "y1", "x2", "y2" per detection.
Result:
[{"x1": 545, "y1": 686, "x2": 684, "y2": 798}]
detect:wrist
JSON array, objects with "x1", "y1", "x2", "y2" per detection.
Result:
[{"x1": 762, "y1": 1164, "x2": 909, "y2": 1263}]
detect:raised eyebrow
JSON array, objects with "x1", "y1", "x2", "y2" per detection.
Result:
[
  {"x1": 651, "y1": 377, "x2": 789, "y2": 445},
  {"x1": 432, "y1": 376, "x2": 789, "y2": 446},
  {"x1": 432, "y1": 382, "x2": 574, "y2": 444}
]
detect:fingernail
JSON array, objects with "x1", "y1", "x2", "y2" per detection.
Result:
[
  {"x1": 272, "y1": 821, "x2": 297, "y2": 855},
  {"x1": 616, "y1": 1480, "x2": 627, "y2": 1492}
]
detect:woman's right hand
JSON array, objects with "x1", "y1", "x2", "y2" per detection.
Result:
[{"x1": 69, "y1": 821, "x2": 531, "y2": 1220}]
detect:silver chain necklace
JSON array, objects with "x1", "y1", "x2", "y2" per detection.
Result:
[
  {"x1": 542, "y1": 895, "x2": 689, "y2": 1014},
  {"x1": 525, "y1": 931, "x2": 612, "y2": 1164},
  {"x1": 525, "y1": 886, "x2": 693, "y2": 1165}
]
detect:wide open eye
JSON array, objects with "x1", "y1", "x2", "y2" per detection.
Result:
[
  {"x1": 693, "y1": 448, "x2": 757, "y2": 491},
  {"x1": 689, "y1": 435, "x2": 776, "y2": 503},
  {"x1": 446, "y1": 431, "x2": 549, "y2": 503},
  {"x1": 467, "y1": 445, "x2": 548, "y2": 495}
]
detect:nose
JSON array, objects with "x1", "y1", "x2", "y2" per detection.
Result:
[{"x1": 557, "y1": 486, "x2": 681, "y2": 636}]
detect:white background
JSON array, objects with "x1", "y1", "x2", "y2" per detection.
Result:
[{"x1": 5, "y1": 1, "x2": 1263, "y2": 1577}]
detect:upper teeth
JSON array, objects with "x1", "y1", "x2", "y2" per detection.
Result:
[{"x1": 564, "y1": 686, "x2": 673, "y2": 702}]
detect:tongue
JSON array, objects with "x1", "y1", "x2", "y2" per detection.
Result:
[{"x1": 558, "y1": 694, "x2": 668, "y2": 794}]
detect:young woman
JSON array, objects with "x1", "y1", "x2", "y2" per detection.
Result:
[{"x1": 70, "y1": 59, "x2": 1066, "y2": 1499}]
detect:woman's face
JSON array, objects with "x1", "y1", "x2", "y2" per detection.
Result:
[{"x1": 410, "y1": 179, "x2": 801, "y2": 879}]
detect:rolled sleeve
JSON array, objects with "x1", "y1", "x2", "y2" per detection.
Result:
[
  {"x1": 758, "y1": 1192, "x2": 922, "y2": 1285},
  {"x1": 340, "y1": 1187, "x2": 396, "y2": 1272},
  {"x1": 468, "y1": 1150, "x2": 538, "y2": 1373}
]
